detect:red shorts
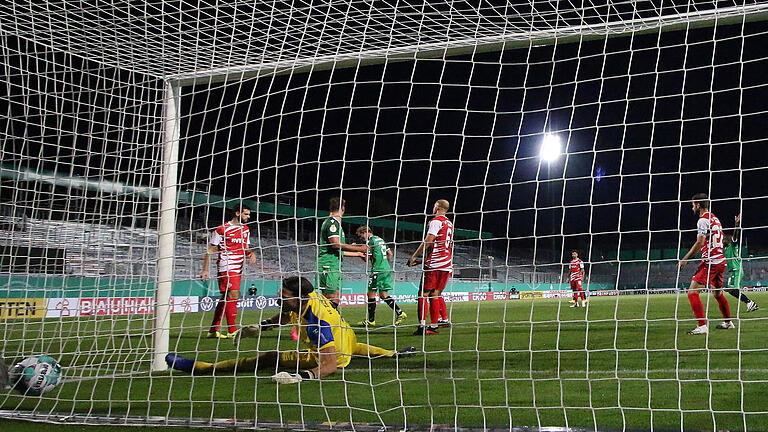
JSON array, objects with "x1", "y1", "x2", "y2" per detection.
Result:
[
  {"x1": 423, "y1": 269, "x2": 451, "y2": 293},
  {"x1": 217, "y1": 274, "x2": 242, "y2": 294},
  {"x1": 692, "y1": 262, "x2": 726, "y2": 289},
  {"x1": 570, "y1": 280, "x2": 583, "y2": 290}
]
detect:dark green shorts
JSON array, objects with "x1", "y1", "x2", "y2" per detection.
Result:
[
  {"x1": 726, "y1": 269, "x2": 743, "y2": 289},
  {"x1": 367, "y1": 272, "x2": 393, "y2": 292},
  {"x1": 318, "y1": 265, "x2": 341, "y2": 293}
]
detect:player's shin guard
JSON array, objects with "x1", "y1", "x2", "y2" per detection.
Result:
[
  {"x1": 715, "y1": 292, "x2": 731, "y2": 319},
  {"x1": 367, "y1": 297, "x2": 377, "y2": 321},
  {"x1": 209, "y1": 300, "x2": 226, "y2": 333},
  {"x1": 224, "y1": 297, "x2": 238, "y2": 334},
  {"x1": 687, "y1": 291, "x2": 707, "y2": 326}
]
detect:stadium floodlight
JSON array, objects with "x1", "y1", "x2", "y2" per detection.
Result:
[{"x1": 539, "y1": 133, "x2": 561, "y2": 163}]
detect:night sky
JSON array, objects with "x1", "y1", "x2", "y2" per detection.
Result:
[
  {"x1": 177, "y1": 20, "x2": 768, "y2": 257},
  {"x1": 3, "y1": 18, "x2": 768, "y2": 264}
]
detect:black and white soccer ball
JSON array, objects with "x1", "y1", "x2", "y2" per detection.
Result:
[{"x1": 8, "y1": 355, "x2": 63, "y2": 396}]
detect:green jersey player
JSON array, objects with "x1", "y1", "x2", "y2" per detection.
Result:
[
  {"x1": 723, "y1": 213, "x2": 759, "y2": 312},
  {"x1": 317, "y1": 197, "x2": 367, "y2": 309},
  {"x1": 355, "y1": 226, "x2": 406, "y2": 327}
]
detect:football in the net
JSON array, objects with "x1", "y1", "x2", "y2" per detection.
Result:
[{"x1": 9, "y1": 355, "x2": 62, "y2": 396}]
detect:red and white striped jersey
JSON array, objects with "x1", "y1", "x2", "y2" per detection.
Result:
[
  {"x1": 697, "y1": 212, "x2": 726, "y2": 265},
  {"x1": 210, "y1": 222, "x2": 251, "y2": 275},
  {"x1": 569, "y1": 258, "x2": 584, "y2": 281},
  {"x1": 425, "y1": 215, "x2": 454, "y2": 271}
]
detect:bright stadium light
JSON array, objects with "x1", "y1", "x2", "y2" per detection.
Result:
[{"x1": 540, "y1": 134, "x2": 561, "y2": 163}]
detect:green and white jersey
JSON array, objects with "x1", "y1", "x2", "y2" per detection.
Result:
[
  {"x1": 724, "y1": 235, "x2": 742, "y2": 273},
  {"x1": 318, "y1": 216, "x2": 345, "y2": 264},
  {"x1": 367, "y1": 235, "x2": 391, "y2": 274}
]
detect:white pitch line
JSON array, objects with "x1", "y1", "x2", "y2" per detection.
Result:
[{"x1": 343, "y1": 367, "x2": 768, "y2": 375}]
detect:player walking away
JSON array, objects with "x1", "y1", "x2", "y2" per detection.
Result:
[
  {"x1": 355, "y1": 226, "x2": 407, "y2": 327},
  {"x1": 568, "y1": 251, "x2": 587, "y2": 308},
  {"x1": 318, "y1": 197, "x2": 367, "y2": 309},
  {"x1": 724, "y1": 214, "x2": 759, "y2": 312},
  {"x1": 166, "y1": 277, "x2": 415, "y2": 383},
  {"x1": 408, "y1": 199, "x2": 453, "y2": 335},
  {"x1": 201, "y1": 203, "x2": 257, "y2": 339},
  {"x1": 678, "y1": 193, "x2": 733, "y2": 335}
]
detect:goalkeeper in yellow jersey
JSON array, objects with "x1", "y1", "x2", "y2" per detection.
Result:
[{"x1": 166, "y1": 276, "x2": 415, "y2": 383}]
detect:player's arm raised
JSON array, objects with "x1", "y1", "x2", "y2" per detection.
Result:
[
  {"x1": 200, "y1": 244, "x2": 218, "y2": 280},
  {"x1": 408, "y1": 233, "x2": 436, "y2": 267}
]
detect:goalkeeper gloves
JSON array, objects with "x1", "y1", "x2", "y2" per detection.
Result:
[
  {"x1": 271, "y1": 369, "x2": 315, "y2": 384},
  {"x1": 260, "y1": 318, "x2": 276, "y2": 330}
]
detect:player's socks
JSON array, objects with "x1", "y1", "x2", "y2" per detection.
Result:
[
  {"x1": 429, "y1": 297, "x2": 441, "y2": 325},
  {"x1": 209, "y1": 300, "x2": 226, "y2": 333},
  {"x1": 687, "y1": 291, "x2": 707, "y2": 326},
  {"x1": 715, "y1": 293, "x2": 731, "y2": 319},
  {"x1": 165, "y1": 354, "x2": 201, "y2": 373},
  {"x1": 383, "y1": 296, "x2": 402, "y2": 315},
  {"x1": 367, "y1": 297, "x2": 377, "y2": 322},
  {"x1": 417, "y1": 297, "x2": 428, "y2": 325},
  {"x1": 224, "y1": 298, "x2": 238, "y2": 334},
  {"x1": 438, "y1": 296, "x2": 448, "y2": 320}
]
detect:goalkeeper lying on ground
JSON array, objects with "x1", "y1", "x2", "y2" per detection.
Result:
[{"x1": 166, "y1": 276, "x2": 415, "y2": 384}]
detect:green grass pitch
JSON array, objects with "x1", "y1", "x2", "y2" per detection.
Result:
[{"x1": 2, "y1": 293, "x2": 768, "y2": 431}]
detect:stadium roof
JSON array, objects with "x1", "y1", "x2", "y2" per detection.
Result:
[{"x1": 0, "y1": 164, "x2": 492, "y2": 239}]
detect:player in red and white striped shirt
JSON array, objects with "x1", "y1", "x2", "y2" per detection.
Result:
[
  {"x1": 568, "y1": 251, "x2": 587, "y2": 308},
  {"x1": 408, "y1": 199, "x2": 453, "y2": 335},
  {"x1": 201, "y1": 204, "x2": 257, "y2": 339},
  {"x1": 678, "y1": 193, "x2": 732, "y2": 335}
]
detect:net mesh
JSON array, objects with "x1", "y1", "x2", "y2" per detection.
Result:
[{"x1": 2, "y1": 1, "x2": 768, "y2": 430}]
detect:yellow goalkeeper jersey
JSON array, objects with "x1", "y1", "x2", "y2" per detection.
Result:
[{"x1": 291, "y1": 291, "x2": 357, "y2": 368}]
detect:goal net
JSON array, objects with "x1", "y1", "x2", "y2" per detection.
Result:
[{"x1": 2, "y1": 1, "x2": 768, "y2": 430}]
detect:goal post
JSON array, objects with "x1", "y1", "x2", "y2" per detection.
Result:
[
  {"x1": 2, "y1": 2, "x2": 768, "y2": 431},
  {"x1": 153, "y1": 81, "x2": 181, "y2": 372}
]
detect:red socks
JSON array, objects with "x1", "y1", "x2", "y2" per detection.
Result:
[
  {"x1": 687, "y1": 291, "x2": 707, "y2": 326},
  {"x1": 209, "y1": 300, "x2": 226, "y2": 333},
  {"x1": 430, "y1": 296, "x2": 441, "y2": 324},
  {"x1": 715, "y1": 293, "x2": 731, "y2": 319},
  {"x1": 417, "y1": 297, "x2": 428, "y2": 324},
  {"x1": 224, "y1": 297, "x2": 238, "y2": 334},
  {"x1": 439, "y1": 296, "x2": 448, "y2": 320}
]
